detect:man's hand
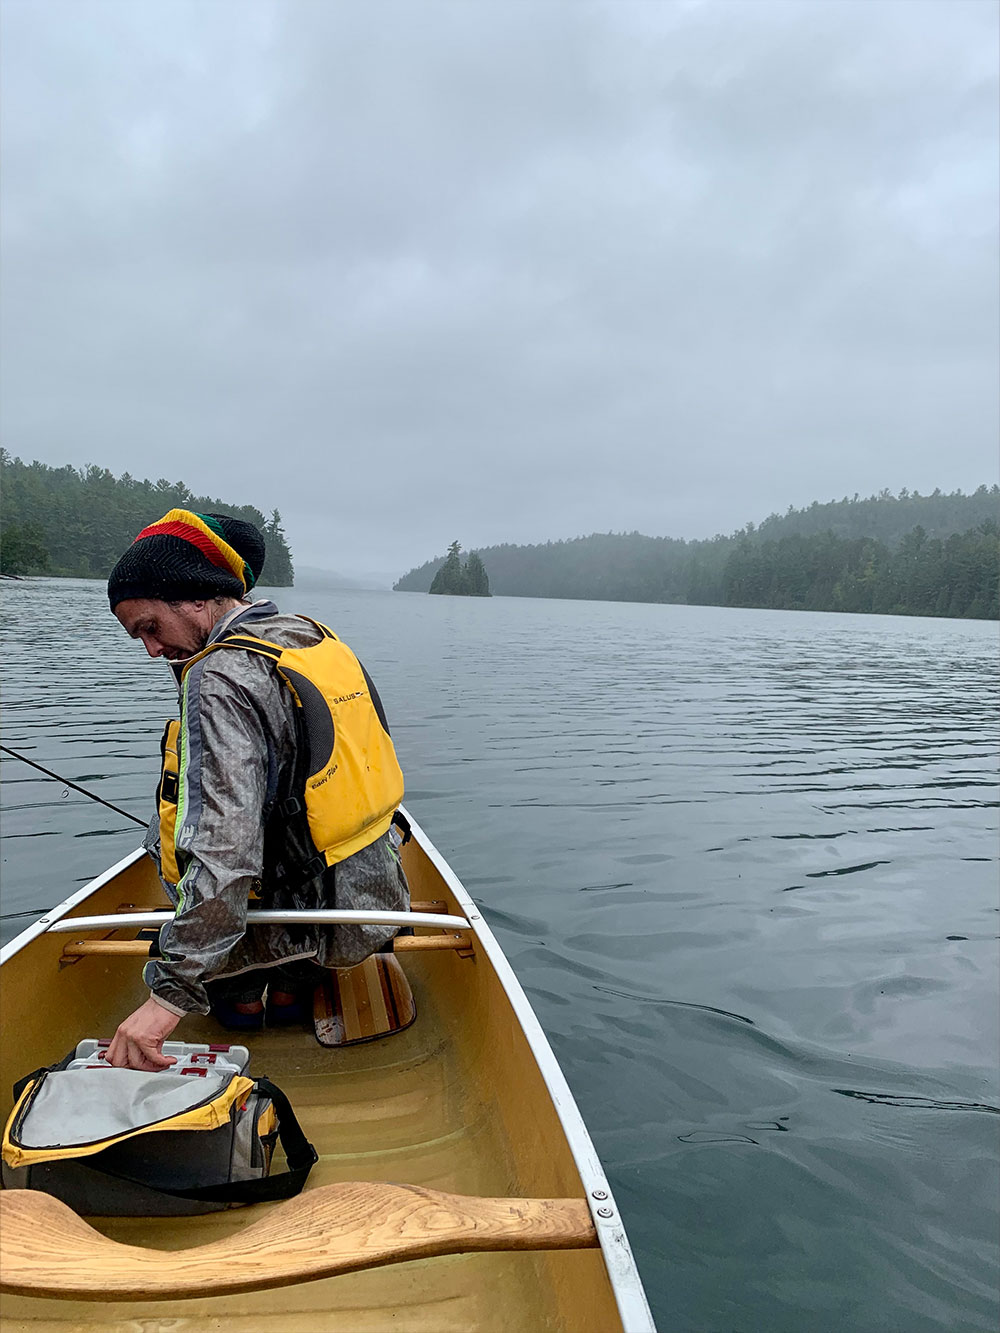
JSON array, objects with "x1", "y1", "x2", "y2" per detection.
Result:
[{"x1": 106, "y1": 996, "x2": 182, "y2": 1071}]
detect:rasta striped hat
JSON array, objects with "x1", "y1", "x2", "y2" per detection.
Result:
[{"x1": 107, "y1": 509, "x2": 266, "y2": 610}]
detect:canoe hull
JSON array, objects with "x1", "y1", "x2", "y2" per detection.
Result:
[{"x1": 0, "y1": 814, "x2": 653, "y2": 1331}]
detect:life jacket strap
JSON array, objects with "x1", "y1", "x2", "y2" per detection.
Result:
[
  {"x1": 215, "y1": 634, "x2": 283, "y2": 660},
  {"x1": 302, "y1": 855, "x2": 326, "y2": 882}
]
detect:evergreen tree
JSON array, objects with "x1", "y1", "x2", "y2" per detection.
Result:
[
  {"x1": 260, "y1": 509, "x2": 294, "y2": 585},
  {"x1": 465, "y1": 551, "x2": 491, "y2": 596},
  {"x1": 0, "y1": 521, "x2": 50, "y2": 575},
  {"x1": 429, "y1": 541, "x2": 465, "y2": 594}
]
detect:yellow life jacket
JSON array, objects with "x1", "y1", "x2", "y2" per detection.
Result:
[
  {"x1": 157, "y1": 618, "x2": 404, "y2": 888},
  {"x1": 157, "y1": 719, "x2": 183, "y2": 888}
]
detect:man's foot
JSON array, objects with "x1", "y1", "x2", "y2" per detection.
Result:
[
  {"x1": 210, "y1": 998, "x2": 265, "y2": 1031},
  {"x1": 265, "y1": 988, "x2": 309, "y2": 1026}
]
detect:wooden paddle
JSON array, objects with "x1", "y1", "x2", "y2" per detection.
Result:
[
  {"x1": 313, "y1": 953, "x2": 416, "y2": 1047},
  {"x1": 0, "y1": 1183, "x2": 598, "y2": 1301}
]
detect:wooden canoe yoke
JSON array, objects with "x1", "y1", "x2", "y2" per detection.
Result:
[{"x1": 0, "y1": 1183, "x2": 599, "y2": 1301}]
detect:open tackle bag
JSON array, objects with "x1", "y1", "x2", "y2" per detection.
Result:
[{"x1": 0, "y1": 1040, "x2": 317, "y2": 1216}]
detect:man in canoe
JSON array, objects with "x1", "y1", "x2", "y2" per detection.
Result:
[{"x1": 103, "y1": 509, "x2": 409, "y2": 1070}]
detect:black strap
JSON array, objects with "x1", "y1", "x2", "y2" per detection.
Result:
[
  {"x1": 392, "y1": 810, "x2": 412, "y2": 845},
  {"x1": 136, "y1": 927, "x2": 163, "y2": 958},
  {"x1": 163, "y1": 1078, "x2": 318, "y2": 1203},
  {"x1": 69, "y1": 1077, "x2": 318, "y2": 1205},
  {"x1": 215, "y1": 634, "x2": 283, "y2": 661}
]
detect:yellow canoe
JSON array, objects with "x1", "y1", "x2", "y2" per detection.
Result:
[{"x1": 0, "y1": 810, "x2": 654, "y2": 1331}]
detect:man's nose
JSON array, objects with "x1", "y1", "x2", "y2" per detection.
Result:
[{"x1": 140, "y1": 635, "x2": 163, "y2": 658}]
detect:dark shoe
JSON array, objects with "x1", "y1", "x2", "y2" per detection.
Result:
[
  {"x1": 210, "y1": 998, "x2": 265, "y2": 1031},
  {"x1": 265, "y1": 988, "x2": 309, "y2": 1027}
]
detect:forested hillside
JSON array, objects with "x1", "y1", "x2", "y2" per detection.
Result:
[
  {"x1": 749, "y1": 487, "x2": 998, "y2": 546},
  {"x1": 394, "y1": 487, "x2": 999, "y2": 620},
  {"x1": 0, "y1": 451, "x2": 294, "y2": 585}
]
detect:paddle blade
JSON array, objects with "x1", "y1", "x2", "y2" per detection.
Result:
[{"x1": 313, "y1": 954, "x2": 416, "y2": 1047}]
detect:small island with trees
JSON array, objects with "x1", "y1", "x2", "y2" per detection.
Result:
[{"x1": 428, "y1": 542, "x2": 491, "y2": 597}]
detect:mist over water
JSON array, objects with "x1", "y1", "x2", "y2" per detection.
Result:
[{"x1": 2, "y1": 577, "x2": 998, "y2": 1331}]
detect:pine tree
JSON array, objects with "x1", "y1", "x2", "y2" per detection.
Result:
[
  {"x1": 0, "y1": 521, "x2": 50, "y2": 574},
  {"x1": 260, "y1": 509, "x2": 294, "y2": 585},
  {"x1": 465, "y1": 551, "x2": 491, "y2": 596},
  {"x1": 429, "y1": 541, "x2": 465, "y2": 594}
]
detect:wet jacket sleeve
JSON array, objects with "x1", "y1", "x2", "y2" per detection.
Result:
[{"x1": 143, "y1": 667, "x2": 270, "y2": 1014}]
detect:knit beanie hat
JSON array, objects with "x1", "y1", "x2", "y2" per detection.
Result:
[{"x1": 107, "y1": 509, "x2": 266, "y2": 610}]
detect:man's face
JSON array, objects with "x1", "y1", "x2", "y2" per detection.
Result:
[{"x1": 114, "y1": 598, "x2": 217, "y2": 661}]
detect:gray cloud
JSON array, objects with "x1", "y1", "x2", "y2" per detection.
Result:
[{"x1": 2, "y1": 0, "x2": 996, "y2": 575}]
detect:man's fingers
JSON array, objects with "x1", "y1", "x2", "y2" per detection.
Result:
[
  {"x1": 108, "y1": 1031, "x2": 175, "y2": 1071},
  {"x1": 128, "y1": 1044, "x2": 155, "y2": 1071},
  {"x1": 107, "y1": 997, "x2": 183, "y2": 1070},
  {"x1": 141, "y1": 1047, "x2": 175, "y2": 1071},
  {"x1": 124, "y1": 1037, "x2": 166, "y2": 1071}
]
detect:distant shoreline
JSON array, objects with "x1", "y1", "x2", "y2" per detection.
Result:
[{"x1": 6, "y1": 571, "x2": 996, "y2": 621}]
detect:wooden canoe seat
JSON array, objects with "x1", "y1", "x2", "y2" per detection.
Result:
[{"x1": 0, "y1": 1182, "x2": 598, "y2": 1302}]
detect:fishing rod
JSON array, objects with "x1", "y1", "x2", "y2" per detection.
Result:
[
  {"x1": 0, "y1": 745, "x2": 147, "y2": 828},
  {"x1": 0, "y1": 745, "x2": 148, "y2": 922}
]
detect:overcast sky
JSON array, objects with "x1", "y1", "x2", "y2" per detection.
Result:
[{"x1": 1, "y1": 0, "x2": 997, "y2": 578}]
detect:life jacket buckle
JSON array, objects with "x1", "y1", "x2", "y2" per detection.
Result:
[{"x1": 280, "y1": 796, "x2": 303, "y2": 817}]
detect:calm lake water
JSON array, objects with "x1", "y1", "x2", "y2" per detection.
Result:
[{"x1": 2, "y1": 577, "x2": 998, "y2": 1332}]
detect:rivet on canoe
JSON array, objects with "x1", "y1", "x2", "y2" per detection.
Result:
[
  {"x1": 596, "y1": 1207, "x2": 614, "y2": 1219},
  {"x1": 591, "y1": 1190, "x2": 608, "y2": 1200}
]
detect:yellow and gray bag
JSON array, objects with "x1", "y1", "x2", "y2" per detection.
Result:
[{"x1": 0, "y1": 1041, "x2": 317, "y2": 1216}]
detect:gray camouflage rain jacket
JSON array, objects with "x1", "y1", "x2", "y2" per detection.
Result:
[{"x1": 143, "y1": 600, "x2": 408, "y2": 1015}]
